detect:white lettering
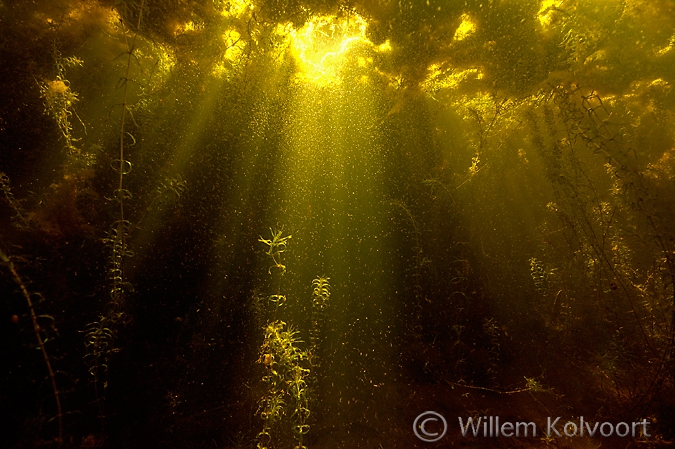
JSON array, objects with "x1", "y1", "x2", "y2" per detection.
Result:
[
  {"x1": 600, "y1": 422, "x2": 614, "y2": 437},
  {"x1": 501, "y1": 422, "x2": 513, "y2": 437},
  {"x1": 516, "y1": 422, "x2": 536, "y2": 437},
  {"x1": 640, "y1": 419, "x2": 651, "y2": 437},
  {"x1": 564, "y1": 422, "x2": 578, "y2": 437},
  {"x1": 615, "y1": 422, "x2": 629, "y2": 437},
  {"x1": 584, "y1": 420, "x2": 599, "y2": 436},
  {"x1": 458, "y1": 417, "x2": 482, "y2": 437},
  {"x1": 547, "y1": 417, "x2": 561, "y2": 437}
]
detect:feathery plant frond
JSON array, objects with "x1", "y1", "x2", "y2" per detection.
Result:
[
  {"x1": 311, "y1": 277, "x2": 330, "y2": 310},
  {"x1": 259, "y1": 228, "x2": 292, "y2": 273},
  {"x1": 529, "y1": 257, "x2": 554, "y2": 296}
]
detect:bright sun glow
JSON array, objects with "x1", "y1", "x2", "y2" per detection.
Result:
[
  {"x1": 538, "y1": 0, "x2": 563, "y2": 27},
  {"x1": 211, "y1": 29, "x2": 246, "y2": 78},
  {"x1": 453, "y1": 14, "x2": 476, "y2": 41},
  {"x1": 290, "y1": 13, "x2": 372, "y2": 87}
]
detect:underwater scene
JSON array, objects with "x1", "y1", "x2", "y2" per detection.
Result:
[{"x1": 1, "y1": 0, "x2": 674, "y2": 448}]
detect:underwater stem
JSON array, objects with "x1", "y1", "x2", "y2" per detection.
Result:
[
  {"x1": 116, "y1": 1, "x2": 145, "y2": 285},
  {"x1": 1, "y1": 250, "x2": 62, "y2": 446}
]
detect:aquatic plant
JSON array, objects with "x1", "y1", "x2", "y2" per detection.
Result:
[
  {"x1": 3, "y1": 0, "x2": 675, "y2": 443},
  {"x1": 39, "y1": 53, "x2": 85, "y2": 155},
  {"x1": 257, "y1": 320, "x2": 310, "y2": 449},
  {"x1": 527, "y1": 85, "x2": 675, "y2": 413},
  {"x1": 258, "y1": 228, "x2": 292, "y2": 311},
  {"x1": 83, "y1": 316, "x2": 117, "y2": 379},
  {"x1": 256, "y1": 228, "x2": 312, "y2": 449},
  {"x1": 259, "y1": 228, "x2": 292, "y2": 274},
  {"x1": 1, "y1": 249, "x2": 62, "y2": 446},
  {"x1": 307, "y1": 276, "x2": 330, "y2": 425},
  {"x1": 130, "y1": 175, "x2": 188, "y2": 233},
  {"x1": 154, "y1": 175, "x2": 188, "y2": 199},
  {"x1": 309, "y1": 276, "x2": 330, "y2": 358},
  {"x1": 529, "y1": 257, "x2": 553, "y2": 296},
  {"x1": 311, "y1": 276, "x2": 330, "y2": 310},
  {"x1": 83, "y1": 216, "x2": 135, "y2": 417},
  {"x1": 82, "y1": 0, "x2": 146, "y2": 424},
  {"x1": 114, "y1": 0, "x2": 146, "y2": 26},
  {"x1": 0, "y1": 172, "x2": 30, "y2": 229},
  {"x1": 482, "y1": 318, "x2": 502, "y2": 385}
]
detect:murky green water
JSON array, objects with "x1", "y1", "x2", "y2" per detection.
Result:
[{"x1": 1, "y1": 0, "x2": 674, "y2": 447}]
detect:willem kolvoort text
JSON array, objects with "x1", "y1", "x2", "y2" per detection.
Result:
[{"x1": 458, "y1": 416, "x2": 651, "y2": 438}]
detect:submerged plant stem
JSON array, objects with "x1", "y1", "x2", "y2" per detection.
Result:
[{"x1": 1, "y1": 250, "x2": 62, "y2": 446}]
